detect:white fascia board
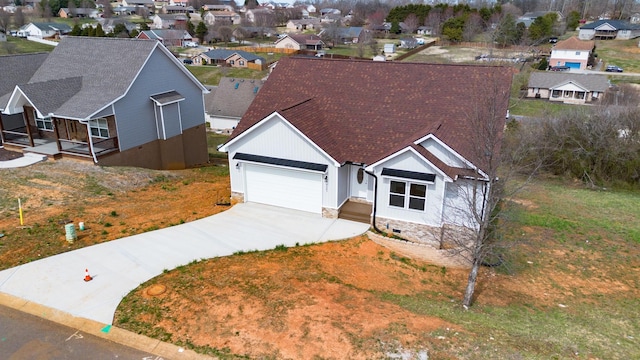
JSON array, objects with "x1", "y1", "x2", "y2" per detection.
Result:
[
  {"x1": 365, "y1": 146, "x2": 452, "y2": 182},
  {"x1": 4, "y1": 87, "x2": 40, "y2": 116},
  {"x1": 412, "y1": 133, "x2": 483, "y2": 176},
  {"x1": 218, "y1": 111, "x2": 341, "y2": 167}
]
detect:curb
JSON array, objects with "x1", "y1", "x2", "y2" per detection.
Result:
[{"x1": 0, "y1": 292, "x2": 216, "y2": 360}]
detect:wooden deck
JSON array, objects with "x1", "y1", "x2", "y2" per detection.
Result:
[{"x1": 338, "y1": 200, "x2": 372, "y2": 224}]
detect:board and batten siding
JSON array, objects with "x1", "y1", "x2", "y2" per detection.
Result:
[
  {"x1": 373, "y1": 150, "x2": 445, "y2": 227},
  {"x1": 227, "y1": 114, "x2": 339, "y2": 209},
  {"x1": 158, "y1": 102, "x2": 181, "y2": 139},
  {"x1": 113, "y1": 47, "x2": 206, "y2": 151}
]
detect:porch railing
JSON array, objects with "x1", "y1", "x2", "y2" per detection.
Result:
[
  {"x1": 59, "y1": 136, "x2": 118, "y2": 157},
  {"x1": 1, "y1": 126, "x2": 33, "y2": 147}
]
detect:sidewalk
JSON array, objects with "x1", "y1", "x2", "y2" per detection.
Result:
[
  {"x1": 0, "y1": 203, "x2": 369, "y2": 325},
  {"x1": 0, "y1": 152, "x2": 47, "y2": 168}
]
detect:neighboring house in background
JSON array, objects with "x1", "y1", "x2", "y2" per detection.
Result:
[
  {"x1": 193, "y1": 49, "x2": 265, "y2": 68},
  {"x1": 383, "y1": 43, "x2": 395, "y2": 54},
  {"x1": 151, "y1": 13, "x2": 189, "y2": 29},
  {"x1": 578, "y1": 19, "x2": 640, "y2": 40},
  {"x1": 58, "y1": 7, "x2": 99, "y2": 18},
  {"x1": 549, "y1": 36, "x2": 595, "y2": 70},
  {"x1": 417, "y1": 26, "x2": 432, "y2": 35},
  {"x1": 19, "y1": 22, "x2": 72, "y2": 39},
  {"x1": 163, "y1": 5, "x2": 195, "y2": 14},
  {"x1": 517, "y1": 11, "x2": 563, "y2": 28},
  {"x1": 203, "y1": 4, "x2": 234, "y2": 11},
  {"x1": 245, "y1": 8, "x2": 274, "y2": 24},
  {"x1": 274, "y1": 34, "x2": 324, "y2": 50},
  {"x1": 336, "y1": 26, "x2": 364, "y2": 43},
  {"x1": 122, "y1": 0, "x2": 154, "y2": 10},
  {"x1": 286, "y1": 18, "x2": 321, "y2": 31},
  {"x1": 137, "y1": 29, "x2": 193, "y2": 47},
  {"x1": 205, "y1": 77, "x2": 264, "y2": 130},
  {"x1": 630, "y1": 13, "x2": 640, "y2": 24},
  {"x1": 320, "y1": 8, "x2": 341, "y2": 16},
  {"x1": 218, "y1": 57, "x2": 513, "y2": 246},
  {"x1": 203, "y1": 10, "x2": 242, "y2": 25},
  {"x1": 527, "y1": 72, "x2": 609, "y2": 104},
  {"x1": 0, "y1": 37, "x2": 209, "y2": 170},
  {"x1": 98, "y1": 19, "x2": 138, "y2": 34}
]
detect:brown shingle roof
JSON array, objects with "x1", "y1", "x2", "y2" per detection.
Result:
[
  {"x1": 554, "y1": 36, "x2": 594, "y2": 51},
  {"x1": 229, "y1": 57, "x2": 513, "y2": 172}
]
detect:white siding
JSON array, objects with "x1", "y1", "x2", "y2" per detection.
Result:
[
  {"x1": 226, "y1": 115, "x2": 339, "y2": 209},
  {"x1": 372, "y1": 150, "x2": 445, "y2": 227},
  {"x1": 442, "y1": 179, "x2": 486, "y2": 229},
  {"x1": 418, "y1": 138, "x2": 467, "y2": 168}
]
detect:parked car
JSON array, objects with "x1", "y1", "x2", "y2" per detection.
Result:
[
  {"x1": 183, "y1": 59, "x2": 193, "y2": 64},
  {"x1": 183, "y1": 41, "x2": 198, "y2": 48},
  {"x1": 549, "y1": 37, "x2": 558, "y2": 43},
  {"x1": 550, "y1": 65, "x2": 570, "y2": 72},
  {"x1": 605, "y1": 65, "x2": 623, "y2": 72}
]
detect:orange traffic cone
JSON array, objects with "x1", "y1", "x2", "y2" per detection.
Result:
[{"x1": 84, "y1": 268, "x2": 93, "y2": 282}]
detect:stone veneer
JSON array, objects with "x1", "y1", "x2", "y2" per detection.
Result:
[
  {"x1": 376, "y1": 217, "x2": 474, "y2": 249},
  {"x1": 322, "y1": 207, "x2": 339, "y2": 218},
  {"x1": 230, "y1": 191, "x2": 244, "y2": 205}
]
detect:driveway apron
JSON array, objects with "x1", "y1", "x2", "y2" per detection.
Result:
[{"x1": 0, "y1": 203, "x2": 369, "y2": 324}]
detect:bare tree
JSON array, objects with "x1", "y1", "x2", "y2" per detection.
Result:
[
  {"x1": 0, "y1": 9, "x2": 10, "y2": 33},
  {"x1": 463, "y1": 12, "x2": 483, "y2": 42},
  {"x1": 218, "y1": 25, "x2": 233, "y2": 45},
  {"x1": 67, "y1": 0, "x2": 77, "y2": 16},
  {"x1": 403, "y1": 13, "x2": 419, "y2": 34},
  {"x1": 425, "y1": 9, "x2": 442, "y2": 37},
  {"x1": 442, "y1": 73, "x2": 545, "y2": 308},
  {"x1": 14, "y1": 7, "x2": 25, "y2": 28}
]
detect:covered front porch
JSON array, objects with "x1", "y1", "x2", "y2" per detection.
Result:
[{"x1": 0, "y1": 115, "x2": 119, "y2": 161}]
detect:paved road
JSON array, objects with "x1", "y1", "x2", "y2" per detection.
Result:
[{"x1": 0, "y1": 304, "x2": 159, "y2": 360}]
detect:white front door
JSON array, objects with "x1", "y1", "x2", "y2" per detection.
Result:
[{"x1": 350, "y1": 166, "x2": 368, "y2": 199}]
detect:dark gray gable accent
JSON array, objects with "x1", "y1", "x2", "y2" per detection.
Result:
[
  {"x1": 150, "y1": 90, "x2": 184, "y2": 105},
  {"x1": 234, "y1": 152, "x2": 328, "y2": 172},
  {"x1": 381, "y1": 168, "x2": 436, "y2": 182}
]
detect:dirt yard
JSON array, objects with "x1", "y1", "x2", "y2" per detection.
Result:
[{"x1": 1, "y1": 159, "x2": 639, "y2": 359}]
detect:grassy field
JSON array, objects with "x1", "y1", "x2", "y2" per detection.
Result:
[
  {"x1": 595, "y1": 38, "x2": 640, "y2": 73},
  {"x1": 113, "y1": 176, "x2": 640, "y2": 359},
  {"x1": 0, "y1": 36, "x2": 55, "y2": 55},
  {"x1": 186, "y1": 65, "x2": 267, "y2": 86}
]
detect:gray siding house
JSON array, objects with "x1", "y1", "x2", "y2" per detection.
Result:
[
  {"x1": 527, "y1": 72, "x2": 609, "y2": 104},
  {"x1": 0, "y1": 37, "x2": 209, "y2": 170}
]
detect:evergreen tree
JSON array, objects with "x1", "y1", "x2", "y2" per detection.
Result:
[
  {"x1": 195, "y1": 21, "x2": 207, "y2": 43},
  {"x1": 95, "y1": 23, "x2": 105, "y2": 37}
]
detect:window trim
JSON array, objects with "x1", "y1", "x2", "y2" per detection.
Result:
[
  {"x1": 388, "y1": 179, "x2": 427, "y2": 211},
  {"x1": 34, "y1": 111, "x2": 53, "y2": 131},
  {"x1": 89, "y1": 118, "x2": 109, "y2": 139}
]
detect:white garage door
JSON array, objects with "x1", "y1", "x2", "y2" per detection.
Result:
[{"x1": 245, "y1": 164, "x2": 322, "y2": 213}]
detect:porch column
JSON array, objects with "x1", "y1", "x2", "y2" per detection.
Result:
[
  {"x1": 24, "y1": 113, "x2": 34, "y2": 147},
  {"x1": 53, "y1": 118, "x2": 62, "y2": 152}
]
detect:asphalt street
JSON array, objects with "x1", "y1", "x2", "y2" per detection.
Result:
[{"x1": 0, "y1": 304, "x2": 160, "y2": 360}]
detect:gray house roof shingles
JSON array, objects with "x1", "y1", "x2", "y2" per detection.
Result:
[
  {"x1": 201, "y1": 49, "x2": 264, "y2": 62},
  {"x1": 0, "y1": 52, "x2": 49, "y2": 111},
  {"x1": 580, "y1": 19, "x2": 640, "y2": 30},
  {"x1": 206, "y1": 77, "x2": 263, "y2": 118},
  {"x1": 528, "y1": 72, "x2": 609, "y2": 92}
]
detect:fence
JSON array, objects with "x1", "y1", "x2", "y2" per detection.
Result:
[{"x1": 230, "y1": 46, "x2": 297, "y2": 54}]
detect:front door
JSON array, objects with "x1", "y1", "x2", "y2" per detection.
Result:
[{"x1": 350, "y1": 166, "x2": 368, "y2": 199}]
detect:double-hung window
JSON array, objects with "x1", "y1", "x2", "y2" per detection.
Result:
[
  {"x1": 389, "y1": 180, "x2": 427, "y2": 211},
  {"x1": 89, "y1": 118, "x2": 109, "y2": 138},
  {"x1": 34, "y1": 111, "x2": 53, "y2": 131}
]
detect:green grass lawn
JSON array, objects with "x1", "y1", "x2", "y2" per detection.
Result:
[
  {"x1": 206, "y1": 132, "x2": 229, "y2": 159},
  {"x1": 594, "y1": 39, "x2": 640, "y2": 73},
  {"x1": 186, "y1": 65, "x2": 267, "y2": 86},
  {"x1": 509, "y1": 96, "x2": 576, "y2": 117},
  {"x1": 0, "y1": 36, "x2": 55, "y2": 55}
]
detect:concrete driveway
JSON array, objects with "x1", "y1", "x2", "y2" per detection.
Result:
[{"x1": 0, "y1": 203, "x2": 369, "y2": 325}]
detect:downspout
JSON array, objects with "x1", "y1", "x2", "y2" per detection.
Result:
[
  {"x1": 363, "y1": 169, "x2": 383, "y2": 234},
  {"x1": 80, "y1": 120, "x2": 98, "y2": 164}
]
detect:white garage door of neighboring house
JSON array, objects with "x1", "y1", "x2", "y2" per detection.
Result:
[
  {"x1": 245, "y1": 164, "x2": 322, "y2": 213},
  {"x1": 566, "y1": 62, "x2": 581, "y2": 69}
]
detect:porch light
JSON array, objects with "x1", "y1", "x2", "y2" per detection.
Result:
[{"x1": 324, "y1": 174, "x2": 328, "y2": 183}]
